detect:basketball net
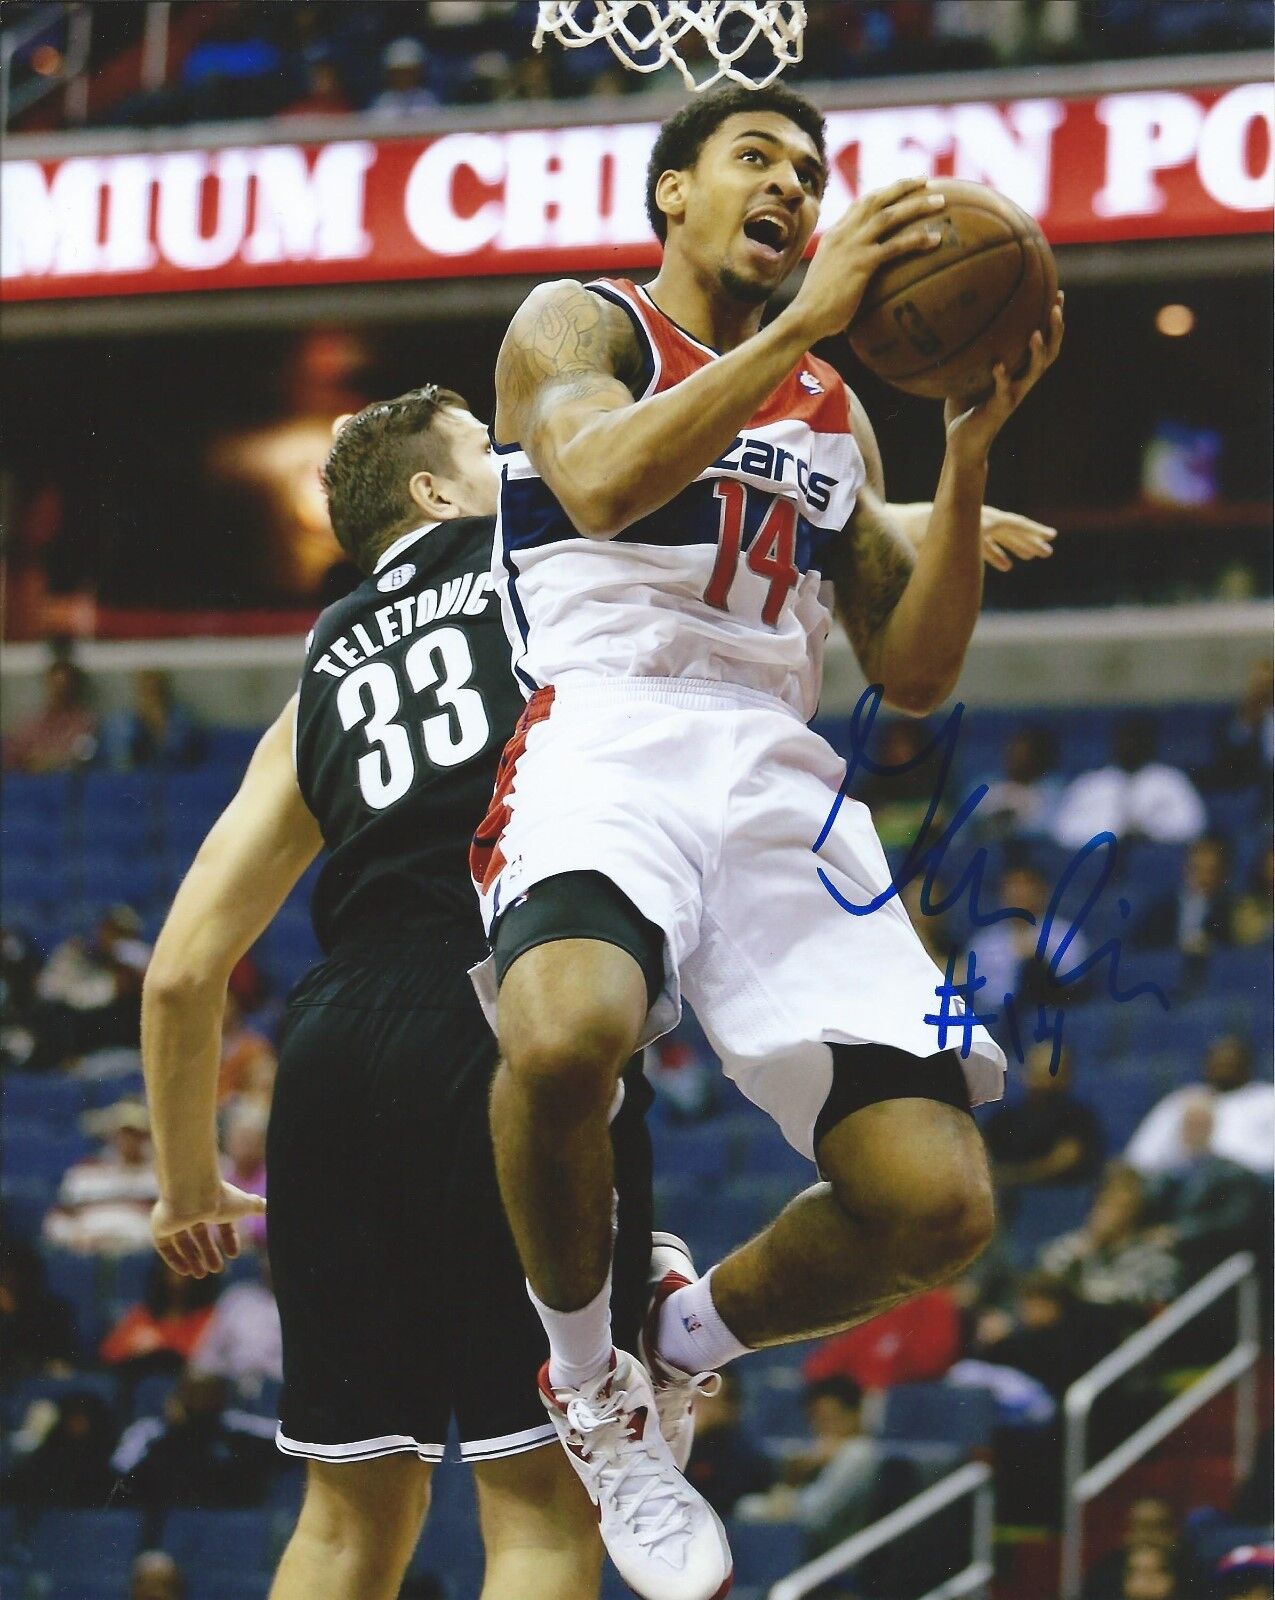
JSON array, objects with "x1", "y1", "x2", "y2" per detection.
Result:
[{"x1": 534, "y1": 2, "x2": 807, "y2": 92}]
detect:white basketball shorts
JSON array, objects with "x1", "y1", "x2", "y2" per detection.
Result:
[{"x1": 470, "y1": 677, "x2": 1005, "y2": 1159}]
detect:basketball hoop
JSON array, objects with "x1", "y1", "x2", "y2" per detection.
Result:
[{"x1": 534, "y1": 2, "x2": 807, "y2": 92}]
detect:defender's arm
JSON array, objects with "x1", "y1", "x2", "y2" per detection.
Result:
[{"x1": 142, "y1": 699, "x2": 322, "y2": 1273}]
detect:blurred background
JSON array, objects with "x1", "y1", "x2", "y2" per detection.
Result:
[{"x1": 0, "y1": 5, "x2": 1271, "y2": 1600}]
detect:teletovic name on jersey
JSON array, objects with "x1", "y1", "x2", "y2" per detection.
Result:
[{"x1": 295, "y1": 515, "x2": 524, "y2": 951}]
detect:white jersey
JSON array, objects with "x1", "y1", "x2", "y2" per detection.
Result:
[{"x1": 492, "y1": 277, "x2": 867, "y2": 722}]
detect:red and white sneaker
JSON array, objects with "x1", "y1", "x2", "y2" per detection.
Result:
[
  {"x1": 639, "y1": 1231, "x2": 723, "y2": 1471},
  {"x1": 538, "y1": 1349, "x2": 732, "y2": 1600}
]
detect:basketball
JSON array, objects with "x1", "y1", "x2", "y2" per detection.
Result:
[{"x1": 847, "y1": 179, "x2": 1058, "y2": 406}]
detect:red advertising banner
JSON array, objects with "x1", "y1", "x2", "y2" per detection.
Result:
[{"x1": 2, "y1": 82, "x2": 1270, "y2": 301}]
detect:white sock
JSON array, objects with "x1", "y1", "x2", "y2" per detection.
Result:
[
  {"x1": 656, "y1": 1266, "x2": 752, "y2": 1376},
  {"x1": 529, "y1": 1273, "x2": 614, "y2": 1392}
]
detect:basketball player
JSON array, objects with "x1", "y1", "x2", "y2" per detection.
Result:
[
  {"x1": 473, "y1": 83, "x2": 1064, "y2": 1599},
  {"x1": 141, "y1": 387, "x2": 657, "y2": 1600}
]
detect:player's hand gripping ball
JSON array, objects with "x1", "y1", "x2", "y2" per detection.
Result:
[{"x1": 848, "y1": 179, "x2": 1058, "y2": 407}]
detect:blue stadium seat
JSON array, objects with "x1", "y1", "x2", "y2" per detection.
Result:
[
  {"x1": 1, "y1": 1180, "x2": 56, "y2": 1242},
  {"x1": 409, "y1": 1463, "x2": 482, "y2": 1600},
  {"x1": 162, "y1": 1509, "x2": 278, "y2": 1581},
  {"x1": 129, "y1": 1372, "x2": 180, "y2": 1421},
  {"x1": 28, "y1": 1508, "x2": 143, "y2": 1588},
  {"x1": 650, "y1": 1124, "x2": 731, "y2": 1183},
  {"x1": 2, "y1": 1130, "x2": 93, "y2": 1183},
  {"x1": 1004, "y1": 1182, "x2": 1097, "y2": 1267},
  {"x1": 725, "y1": 1518, "x2": 805, "y2": 1590},
  {"x1": 722, "y1": 1117, "x2": 814, "y2": 1185},
  {"x1": 2, "y1": 772, "x2": 75, "y2": 829},
  {"x1": 1209, "y1": 945, "x2": 1273, "y2": 999},
  {"x1": 39, "y1": 1250, "x2": 109, "y2": 1355},
  {"x1": 107, "y1": 1250, "x2": 156, "y2": 1312},
  {"x1": 879, "y1": 1382, "x2": 996, "y2": 1452}
]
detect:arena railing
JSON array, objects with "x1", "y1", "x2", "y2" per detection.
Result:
[
  {"x1": 767, "y1": 1458, "x2": 995, "y2": 1600},
  {"x1": 1060, "y1": 1249, "x2": 1261, "y2": 1600}
]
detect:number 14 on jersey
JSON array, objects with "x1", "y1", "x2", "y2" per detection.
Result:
[{"x1": 702, "y1": 481, "x2": 800, "y2": 627}]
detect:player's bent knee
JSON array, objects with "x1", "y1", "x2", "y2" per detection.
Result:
[{"x1": 504, "y1": 1007, "x2": 638, "y2": 1111}]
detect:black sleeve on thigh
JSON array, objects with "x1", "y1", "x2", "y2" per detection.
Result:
[
  {"x1": 492, "y1": 870, "x2": 666, "y2": 1010},
  {"x1": 814, "y1": 1044, "x2": 972, "y2": 1155}
]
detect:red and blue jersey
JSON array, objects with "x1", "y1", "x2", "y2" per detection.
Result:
[{"x1": 493, "y1": 277, "x2": 866, "y2": 720}]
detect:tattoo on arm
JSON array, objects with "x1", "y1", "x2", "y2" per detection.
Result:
[
  {"x1": 833, "y1": 491, "x2": 915, "y2": 684},
  {"x1": 496, "y1": 281, "x2": 643, "y2": 441}
]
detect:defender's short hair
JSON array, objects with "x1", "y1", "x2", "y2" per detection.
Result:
[
  {"x1": 645, "y1": 83, "x2": 827, "y2": 242},
  {"x1": 320, "y1": 385, "x2": 466, "y2": 574}
]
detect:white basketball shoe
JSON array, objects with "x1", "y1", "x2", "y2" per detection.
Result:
[
  {"x1": 537, "y1": 1349, "x2": 733, "y2": 1600},
  {"x1": 639, "y1": 1231, "x2": 723, "y2": 1471}
]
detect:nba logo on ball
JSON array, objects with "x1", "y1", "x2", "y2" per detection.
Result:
[{"x1": 377, "y1": 563, "x2": 415, "y2": 593}]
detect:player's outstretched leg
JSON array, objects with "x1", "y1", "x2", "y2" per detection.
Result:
[
  {"x1": 473, "y1": 1441, "x2": 605, "y2": 1599},
  {"x1": 269, "y1": 1456, "x2": 431, "y2": 1600},
  {"x1": 491, "y1": 936, "x2": 732, "y2": 1600},
  {"x1": 651, "y1": 1090, "x2": 994, "y2": 1375}
]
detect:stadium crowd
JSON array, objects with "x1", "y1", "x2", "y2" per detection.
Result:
[
  {"x1": 2, "y1": 636, "x2": 1271, "y2": 1596},
  {"x1": 5, "y1": 0, "x2": 1272, "y2": 132}
]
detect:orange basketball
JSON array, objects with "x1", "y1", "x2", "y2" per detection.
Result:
[{"x1": 847, "y1": 179, "x2": 1057, "y2": 406}]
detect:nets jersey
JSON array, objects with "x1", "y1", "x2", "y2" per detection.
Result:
[
  {"x1": 493, "y1": 278, "x2": 867, "y2": 722},
  {"x1": 295, "y1": 516, "x2": 523, "y2": 952}
]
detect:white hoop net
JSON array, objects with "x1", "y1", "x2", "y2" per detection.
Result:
[{"x1": 534, "y1": 2, "x2": 807, "y2": 92}]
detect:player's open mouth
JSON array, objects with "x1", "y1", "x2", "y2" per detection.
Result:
[{"x1": 741, "y1": 212, "x2": 791, "y2": 261}]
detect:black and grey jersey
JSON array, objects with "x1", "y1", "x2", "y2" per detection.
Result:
[{"x1": 295, "y1": 516, "x2": 519, "y2": 953}]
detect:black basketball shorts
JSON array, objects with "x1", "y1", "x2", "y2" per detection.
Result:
[{"x1": 266, "y1": 927, "x2": 653, "y2": 1466}]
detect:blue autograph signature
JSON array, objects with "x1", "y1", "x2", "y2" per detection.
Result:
[{"x1": 814, "y1": 686, "x2": 1171, "y2": 1072}]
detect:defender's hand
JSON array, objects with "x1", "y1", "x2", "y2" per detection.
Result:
[
  {"x1": 787, "y1": 177, "x2": 947, "y2": 345},
  {"x1": 151, "y1": 1183, "x2": 267, "y2": 1278},
  {"x1": 981, "y1": 505, "x2": 1057, "y2": 572},
  {"x1": 945, "y1": 293, "x2": 1064, "y2": 464}
]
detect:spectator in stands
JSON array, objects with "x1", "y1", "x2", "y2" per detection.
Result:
[
  {"x1": 278, "y1": 46, "x2": 354, "y2": 118},
  {"x1": 1039, "y1": 1166, "x2": 1180, "y2": 1316},
  {"x1": 803, "y1": 1286, "x2": 961, "y2": 1392},
  {"x1": 1053, "y1": 715, "x2": 1207, "y2": 848},
  {"x1": 735, "y1": 1377, "x2": 886, "y2": 1555},
  {"x1": 3, "y1": 652, "x2": 98, "y2": 773},
  {"x1": 683, "y1": 1366, "x2": 775, "y2": 1517},
  {"x1": 1135, "y1": 834, "x2": 1234, "y2": 956},
  {"x1": 1081, "y1": 1497, "x2": 1192, "y2": 1600},
  {"x1": 217, "y1": 989, "x2": 278, "y2": 1109},
  {"x1": 975, "y1": 722, "x2": 1064, "y2": 840},
  {"x1": 190, "y1": 1251, "x2": 282, "y2": 1399},
  {"x1": 1215, "y1": 1545, "x2": 1275, "y2": 1600},
  {"x1": 972, "y1": 1272, "x2": 1122, "y2": 1401},
  {"x1": 853, "y1": 716, "x2": 951, "y2": 850},
  {"x1": 33, "y1": 904, "x2": 151, "y2": 1067},
  {"x1": 177, "y1": 1, "x2": 290, "y2": 121},
  {"x1": 130, "y1": 1552, "x2": 187, "y2": 1600},
  {"x1": 111, "y1": 1371, "x2": 277, "y2": 1510},
  {"x1": 985, "y1": 1043, "x2": 1104, "y2": 1190},
  {"x1": 1198, "y1": 656, "x2": 1273, "y2": 796},
  {"x1": 1232, "y1": 844, "x2": 1274, "y2": 947},
  {"x1": 218, "y1": 1097, "x2": 269, "y2": 1237},
  {"x1": 1, "y1": 924, "x2": 44, "y2": 1070},
  {"x1": 42, "y1": 1098, "x2": 159, "y2": 1255},
  {"x1": 0, "y1": 1388, "x2": 119, "y2": 1508},
  {"x1": 973, "y1": 861, "x2": 1091, "y2": 1010},
  {"x1": 0, "y1": 1238, "x2": 79, "y2": 1380},
  {"x1": 1125, "y1": 1034, "x2": 1275, "y2": 1177},
  {"x1": 1110, "y1": 1543, "x2": 1193, "y2": 1600},
  {"x1": 100, "y1": 670, "x2": 204, "y2": 771},
  {"x1": 367, "y1": 36, "x2": 438, "y2": 117},
  {"x1": 100, "y1": 1256, "x2": 221, "y2": 1380},
  {"x1": 1140, "y1": 1097, "x2": 1263, "y2": 1281}
]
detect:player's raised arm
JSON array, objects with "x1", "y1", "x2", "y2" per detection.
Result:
[
  {"x1": 142, "y1": 698, "x2": 323, "y2": 1276},
  {"x1": 494, "y1": 179, "x2": 947, "y2": 540},
  {"x1": 833, "y1": 311, "x2": 1062, "y2": 715}
]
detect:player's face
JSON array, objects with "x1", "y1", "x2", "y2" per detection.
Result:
[
  {"x1": 436, "y1": 406, "x2": 499, "y2": 517},
  {"x1": 670, "y1": 111, "x2": 825, "y2": 305}
]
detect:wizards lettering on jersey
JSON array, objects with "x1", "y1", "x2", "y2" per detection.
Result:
[
  {"x1": 712, "y1": 433, "x2": 837, "y2": 515},
  {"x1": 311, "y1": 570, "x2": 493, "y2": 680}
]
